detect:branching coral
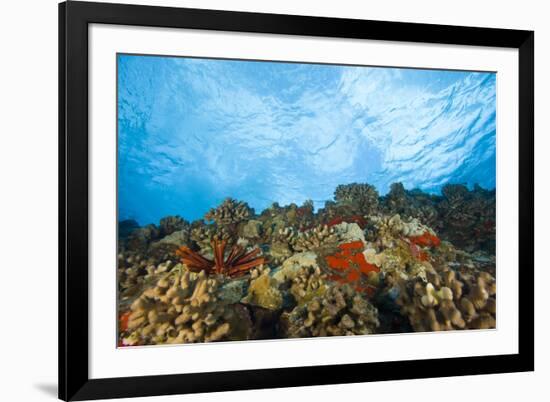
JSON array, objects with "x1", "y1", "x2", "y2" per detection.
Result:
[
  {"x1": 190, "y1": 224, "x2": 231, "y2": 252},
  {"x1": 381, "y1": 183, "x2": 440, "y2": 228},
  {"x1": 290, "y1": 265, "x2": 328, "y2": 305},
  {"x1": 282, "y1": 283, "x2": 380, "y2": 337},
  {"x1": 334, "y1": 182, "x2": 379, "y2": 215},
  {"x1": 205, "y1": 198, "x2": 253, "y2": 226},
  {"x1": 383, "y1": 182, "x2": 409, "y2": 213},
  {"x1": 159, "y1": 215, "x2": 189, "y2": 237},
  {"x1": 268, "y1": 227, "x2": 297, "y2": 264},
  {"x1": 176, "y1": 239, "x2": 264, "y2": 278},
  {"x1": 117, "y1": 251, "x2": 149, "y2": 294},
  {"x1": 379, "y1": 183, "x2": 495, "y2": 253},
  {"x1": 371, "y1": 214, "x2": 430, "y2": 239},
  {"x1": 396, "y1": 266, "x2": 496, "y2": 331},
  {"x1": 369, "y1": 214, "x2": 440, "y2": 264},
  {"x1": 437, "y1": 184, "x2": 496, "y2": 252},
  {"x1": 117, "y1": 248, "x2": 178, "y2": 297},
  {"x1": 120, "y1": 269, "x2": 251, "y2": 345},
  {"x1": 292, "y1": 224, "x2": 341, "y2": 252},
  {"x1": 296, "y1": 199, "x2": 315, "y2": 221}
]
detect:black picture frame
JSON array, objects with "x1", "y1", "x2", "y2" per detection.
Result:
[{"x1": 59, "y1": 1, "x2": 534, "y2": 400}]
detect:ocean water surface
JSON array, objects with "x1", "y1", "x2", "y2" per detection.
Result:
[{"x1": 117, "y1": 54, "x2": 496, "y2": 225}]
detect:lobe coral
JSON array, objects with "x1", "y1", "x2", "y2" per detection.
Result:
[{"x1": 176, "y1": 239, "x2": 264, "y2": 278}]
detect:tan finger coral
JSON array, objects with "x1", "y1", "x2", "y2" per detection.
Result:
[
  {"x1": 190, "y1": 224, "x2": 233, "y2": 252},
  {"x1": 397, "y1": 280, "x2": 464, "y2": 331},
  {"x1": 268, "y1": 227, "x2": 298, "y2": 264},
  {"x1": 291, "y1": 224, "x2": 341, "y2": 252},
  {"x1": 334, "y1": 183, "x2": 379, "y2": 215},
  {"x1": 290, "y1": 265, "x2": 328, "y2": 305},
  {"x1": 117, "y1": 248, "x2": 179, "y2": 298},
  {"x1": 120, "y1": 269, "x2": 251, "y2": 346},
  {"x1": 282, "y1": 283, "x2": 379, "y2": 338},
  {"x1": 371, "y1": 214, "x2": 437, "y2": 247},
  {"x1": 205, "y1": 198, "x2": 253, "y2": 226},
  {"x1": 397, "y1": 267, "x2": 496, "y2": 332}
]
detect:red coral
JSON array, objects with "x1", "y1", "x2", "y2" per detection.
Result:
[
  {"x1": 119, "y1": 310, "x2": 131, "y2": 332},
  {"x1": 407, "y1": 230, "x2": 439, "y2": 261},
  {"x1": 337, "y1": 240, "x2": 364, "y2": 251},
  {"x1": 324, "y1": 241, "x2": 379, "y2": 296},
  {"x1": 327, "y1": 215, "x2": 368, "y2": 229},
  {"x1": 176, "y1": 239, "x2": 264, "y2": 278},
  {"x1": 409, "y1": 243, "x2": 429, "y2": 261},
  {"x1": 346, "y1": 269, "x2": 361, "y2": 282},
  {"x1": 409, "y1": 231, "x2": 441, "y2": 248}
]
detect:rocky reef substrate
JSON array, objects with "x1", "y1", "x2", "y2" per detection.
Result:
[{"x1": 117, "y1": 182, "x2": 496, "y2": 346}]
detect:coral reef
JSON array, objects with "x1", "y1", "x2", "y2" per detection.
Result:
[
  {"x1": 118, "y1": 181, "x2": 496, "y2": 346},
  {"x1": 437, "y1": 184, "x2": 496, "y2": 253},
  {"x1": 381, "y1": 183, "x2": 440, "y2": 228},
  {"x1": 380, "y1": 183, "x2": 495, "y2": 253}
]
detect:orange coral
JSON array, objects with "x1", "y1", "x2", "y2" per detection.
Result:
[
  {"x1": 338, "y1": 240, "x2": 364, "y2": 251},
  {"x1": 409, "y1": 243, "x2": 429, "y2": 261},
  {"x1": 409, "y1": 231, "x2": 441, "y2": 248},
  {"x1": 176, "y1": 239, "x2": 264, "y2": 278},
  {"x1": 327, "y1": 215, "x2": 368, "y2": 229},
  {"x1": 325, "y1": 241, "x2": 379, "y2": 295},
  {"x1": 119, "y1": 311, "x2": 131, "y2": 332}
]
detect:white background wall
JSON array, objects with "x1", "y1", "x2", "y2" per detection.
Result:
[{"x1": 0, "y1": 0, "x2": 546, "y2": 401}]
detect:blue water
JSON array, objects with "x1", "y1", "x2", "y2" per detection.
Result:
[{"x1": 118, "y1": 54, "x2": 496, "y2": 225}]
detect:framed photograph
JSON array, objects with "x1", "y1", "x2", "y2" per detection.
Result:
[{"x1": 59, "y1": 1, "x2": 534, "y2": 400}]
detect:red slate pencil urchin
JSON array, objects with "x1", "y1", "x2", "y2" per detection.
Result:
[{"x1": 176, "y1": 239, "x2": 265, "y2": 278}]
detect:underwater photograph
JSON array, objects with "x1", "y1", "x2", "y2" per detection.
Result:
[{"x1": 117, "y1": 54, "x2": 496, "y2": 347}]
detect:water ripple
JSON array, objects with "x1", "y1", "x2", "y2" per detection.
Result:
[{"x1": 118, "y1": 55, "x2": 496, "y2": 224}]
